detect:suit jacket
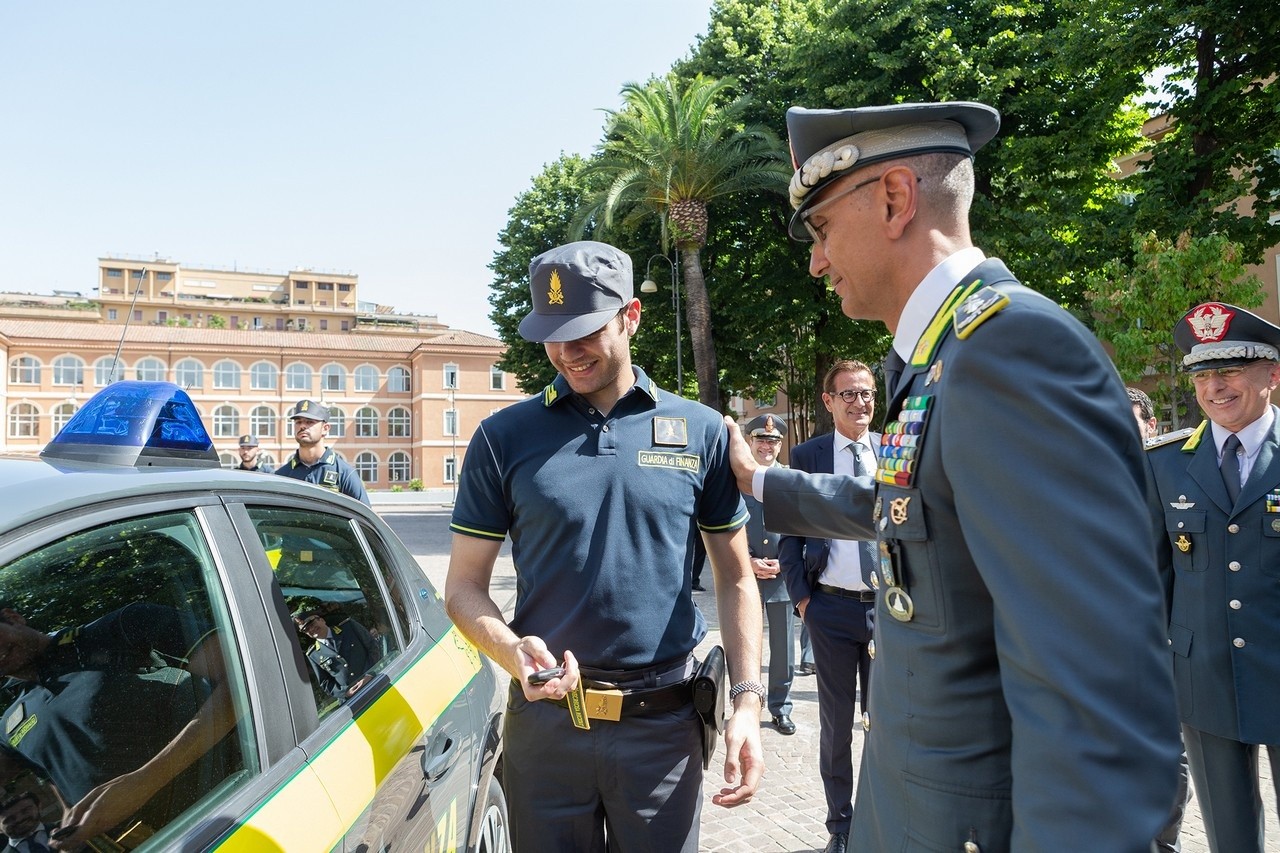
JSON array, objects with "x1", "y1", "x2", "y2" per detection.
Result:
[
  {"x1": 778, "y1": 432, "x2": 878, "y2": 607},
  {"x1": 306, "y1": 618, "x2": 380, "y2": 698},
  {"x1": 761, "y1": 259, "x2": 1180, "y2": 852},
  {"x1": 1147, "y1": 413, "x2": 1280, "y2": 744}
]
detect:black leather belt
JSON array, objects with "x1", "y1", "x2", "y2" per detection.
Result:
[
  {"x1": 547, "y1": 679, "x2": 693, "y2": 717},
  {"x1": 815, "y1": 583, "x2": 875, "y2": 603}
]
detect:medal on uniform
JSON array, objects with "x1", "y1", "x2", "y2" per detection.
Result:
[
  {"x1": 885, "y1": 586, "x2": 915, "y2": 622},
  {"x1": 925, "y1": 360, "x2": 943, "y2": 386},
  {"x1": 1175, "y1": 534, "x2": 1192, "y2": 553},
  {"x1": 877, "y1": 540, "x2": 898, "y2": 588},
  {"x1": 889, "y1": 496, "x2": 911, "y2": 525}
]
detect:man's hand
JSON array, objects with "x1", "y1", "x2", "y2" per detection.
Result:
[
  {"x1": 751, "y1": 557, "x2": 780, "y2": 580},
  {"x1": 513, "y1": 636, "x2": 580, "y2": 702},
  {"x1": 796, "y1": 596, "x2": 810, "y2": 620},
  {"x1": 53, "y1": 771, "x2": 150, "y2": 850},
  {"x1": 712, "y1": 703, "x2": 764, "y2": 807},
  {"x1": 723, "y1": 415, "x2": 759, "y2": 495}
]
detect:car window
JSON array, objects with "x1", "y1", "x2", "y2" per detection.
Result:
[
  {"x1": 0, "y1": 511, "x2": 256, "y2": 849},
  {"x1": 246, "y1": 507, "x2": 403, "y2": 719}
]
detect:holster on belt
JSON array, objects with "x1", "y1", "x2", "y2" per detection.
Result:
[{"x1": 691, "y1": 645, "x2": 726, "y2": 769}]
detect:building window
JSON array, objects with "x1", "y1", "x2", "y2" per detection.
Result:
[
  {"x1": 490, "y1": 365, "x2": 505, "y2": 391},
  {"x1": 250, "y1": 406, "x2": 277, "y2": 439},
  {"x1": 8, "y1": 403, "x2": 39, "y2": 438},
  {"x1": 94, "y1": 357, "x2": 121, "y2": 386},
  {"x1": 387, "y1": 407, "x2": 410, "y2": 438},
  {"x1": 327, "y1": 406, "x2": 346, "y2": 438},
  {"x1": 355, "y1": 452, "x2": 378, "y2": 484},
  {"x1": 106, "y1": 269, "x2": 122, "y2": 278},
  {"x1": 319, "y1": 319, "x2": 328, "y2": 331},
  {"x1": 156, "y1": 272, "x2": 172, "y2": 281},
  {"x1": 8, "y1": 356, "x2": 39, "y2": 385},
  {"x1": 387, "y1": 451, "x2": 411, "y2": 483},
  {"x1": 107, "y1": 308, "x2": 118, "y2": 321},
  {"x1": 218, "y1": 451, "x2": 236, "y2": 469},
  {"x1": 339, "y1": 283, "x2": 351, "y2": 292},
  {"x1": 285, "y1": 363, "x2": 312, "y2": 392},
  {"x1": 250, "y1": 362, "x2": 278, "y2": 391},
  {"x1": 355, "y1": 407, "x2": 379, "y2": 438},
  {"x1": 174, "y1": 358, "x2": 203, "y2": 390},
  {"x1": 387, "y1": 366, "x2": 410, "y2": 393},
  {"x1": 341, "y1": 320, "x2": 350, "y2": 332},
  {"x1": 157, "y1": 311, "x2": 168, "y2": 323},
  {"x1": 135, "y1": 357, "x2": 165, "y2": 382},
  {"x1": 443, "y1": 455, "x2": 457, "y2": 484},
  {"x1": 320, "y1": 364, "x2": 345, "y2": 393},
  {"x1": 133, "y1": 310, "x2": 143, "y2": 322},
  {"x1": 753, "y1": 393, "x2": 778, "y2": 410},
  {"x1": 213, "y1": 360, "x2": 241, "y2": 390},
  {"x1": 52, "y1": 403, "x2": 77, "y2": 436},
  {"x1": 52, "y1": 355, "x2": 85, "y2": 387},
  {"x1": 443, "y1": 363, "x2": 458, "y2": 389},
  {"x1": 212, "y1": 405, "x2": 240, "y2": 439},
  {"x1": 354, "y1": 365, "x2": 380, "y2": 392},
  {"x1": 443, "y1": 408, "x2": 458, "y2": 436}
]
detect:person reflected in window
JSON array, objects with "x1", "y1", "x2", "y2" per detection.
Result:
[
  {"x1": 292, "y1": 605, "x2": 379, "y2": 700},
  {"x1": 1, "y1": 791, "x2": 51, "y2": 853}
]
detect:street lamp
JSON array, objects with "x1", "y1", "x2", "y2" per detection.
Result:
[{"x1": 639, "y1": 252, "x2": 683, "y2": 393}]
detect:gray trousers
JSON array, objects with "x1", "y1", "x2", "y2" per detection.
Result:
[
  {"x1": 1183, "y1": 725, "x2": 1280, "y2": 853},
  {"x1": 763, "y1": 598, "x2": 795, "y2": 716}
]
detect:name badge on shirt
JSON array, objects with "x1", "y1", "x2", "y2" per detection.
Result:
[{"x1": 653, "y1": 417, "x2": 688, "y2": 447}]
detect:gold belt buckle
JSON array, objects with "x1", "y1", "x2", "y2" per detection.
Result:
[{"x1": 583, "y1": 688, "x2": 623, "y2": 722}]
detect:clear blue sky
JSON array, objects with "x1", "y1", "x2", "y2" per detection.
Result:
[{"x1": 0, "y1": 1, "x2": 716, "y2": 336}]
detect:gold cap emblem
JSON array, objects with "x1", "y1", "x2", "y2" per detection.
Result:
[{"x1": 547, "y1": 269, "x2": 565, "y2": 305}]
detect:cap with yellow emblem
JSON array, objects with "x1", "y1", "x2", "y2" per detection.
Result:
[
  {"x1": 745, "y1": 413, "x2": 788, "y2": 440},
  {"x1": 519, "y1": 241, "x2": 634, "y2": 344},
  {"x1": 1175, "y1": 302, "x2": 1280, "y2": 372},
  {"x1": 287, "y1": 399, "x2": 330, "y2": 422}
]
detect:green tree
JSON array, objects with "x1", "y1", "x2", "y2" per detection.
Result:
[
  {"x1": 573, "y1": 73, "x2": 792, "y2": 409},
  {"x1": 206, "y1": 314, "x2": 227, "y2": 329},
  {"x1": 1087, "y1": 231, "x2": 1264, "y2": 427}
]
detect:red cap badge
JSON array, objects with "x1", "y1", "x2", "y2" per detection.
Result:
[{"x1": 1185, "y1": 302, "x2": 1235, "y2": 343}]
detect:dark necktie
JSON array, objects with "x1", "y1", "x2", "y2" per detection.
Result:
[
  {"x1": 850, "y1": 443, "x2": 878, "y2": 585},
  {"x1": 1221, "y1": 433, "x2": 1243, "y2": 503},
  {"x1": 883, "y1": 350, "x2": 906, "y2": 400}
]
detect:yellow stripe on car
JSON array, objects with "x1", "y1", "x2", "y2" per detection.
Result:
[{"x1": 217, "y1": 625, "x2": 484, "y2": 851}]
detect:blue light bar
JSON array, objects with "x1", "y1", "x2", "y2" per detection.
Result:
[{"x1": 42, "y1": 381, "x2": 221, "y2": 468}]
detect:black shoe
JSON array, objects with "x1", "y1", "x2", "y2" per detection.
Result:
[
  {"x1": 770, "y1": 714, "x2": 796, "y2": 735},
  {"x1": 692, "y1": 581, "x2": 706, "y2": 591},
  {"x1": 797, "y1": 662, "x2": 817, "y2": 676},
  {"x1": 824, "y1": 832, "x2": 848, "y2": 853}
]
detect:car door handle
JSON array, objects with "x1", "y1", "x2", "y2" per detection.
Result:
[{"x1": 421, "y1": 727, "x2": 461, "y2": 784}]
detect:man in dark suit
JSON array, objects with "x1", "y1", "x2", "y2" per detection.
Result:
[
  {"x1": 742, "y1": 414, "x2": 796, "y2": 736},
  {"x1": 778, "y1": 360, "x2": 878, "y2": 853},
  {"x1": 725, "y1": 100, "x2": 1181, "y2": 852},
  {"x1": 1147, "y1": 302, "x2": 1280, "y2": 853}
]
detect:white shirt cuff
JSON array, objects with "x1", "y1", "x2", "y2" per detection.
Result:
[{"x1": 751, "y1": 466, "x2": 767, "y2": 502}]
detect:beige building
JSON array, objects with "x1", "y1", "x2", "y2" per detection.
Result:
[{"x1": 1, "y1": 256, "x2": 525, "y2": 490}]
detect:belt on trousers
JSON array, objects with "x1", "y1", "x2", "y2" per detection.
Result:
[
  {"x1": 815, "y1": 582, "x2": 876, "y2": 603},
  {"x1": 546, "y1": 679, "x2": 694, "y2": 720}
]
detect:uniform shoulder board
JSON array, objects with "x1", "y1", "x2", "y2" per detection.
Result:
[
  {"x1": 1144, "y1": 427, "x2": 1196, "y2": 450},
  {"x1": 953, "y1": 285, "x2": 1010, "y2": 340},
  {"x1": 542, "y1": 383, "x2": 559, "y2": 406}
]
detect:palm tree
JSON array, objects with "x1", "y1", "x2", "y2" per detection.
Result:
[{"x1": 574, "y1": 74, "x2": 790, "y2": 409}]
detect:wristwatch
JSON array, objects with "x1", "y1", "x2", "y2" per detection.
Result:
[{"x1": 728, "y1": 680, "x2": 767, "y2": 703}]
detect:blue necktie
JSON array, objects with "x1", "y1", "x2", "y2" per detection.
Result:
[
  {"x1": 1221, "y1": 434, "x2": 1242, "y2": 503},
  {"x1": 850, "y1": 443, "x2": 878, "y2": 585}
]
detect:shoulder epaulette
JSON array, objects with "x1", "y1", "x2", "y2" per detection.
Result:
[
  {"x1": 1145, "y1": 426, "x2": 1196, "y2": 450},
  {"x1": 542, "y1": 383, "x2": 558, "y2": 407},
  {"x1": 1180, "y1": 421, "x2": 1208, "y2": 452},
  {"x1": 953, "y1": 284, "x2": 1010, "y2": 340}
]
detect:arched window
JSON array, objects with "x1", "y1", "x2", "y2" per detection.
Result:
[
  {"x1": 213, "y1": 360, "x2": 242, "y2": 390},
  {"x1": 8, "y1": 403, "x2": 39, "y2": 438},
  {"x1": 212, "y1": 405, "x2": 240, "y2": 439},
  {"x1": 355, "y1": 407, "x2": 379, "y2": 438},
  {"x1": 355, "y1": 452, "x2": 378, "y2": 484},
  {"x1": 52, "y1": 402, "x2": 78, "y2": 436},
  {"x1": 327, "y1": 406, "x2": 346, "y2": 438},
  {"x1": 94, "y1": 356, "x2": 122, "y2": 386},
  {"x1": 251, "y1": 361, "x2": 278, "y2": 391},
  {"x1": 387, "y1": 365, "x2": 410, "y2": 393},
  {"x1": 354, "y1": 364, "x2": 380, "y2": 392},
  {"x1": 285, "y1": 363, "x2": 312, "y2": 393},
  {"x1": 251, "y1": 405, "x2": 277, "y2": 439},
  {"x1": 218, "y1": 452, "x2": 237, "y2": 469},
  {"x1": 387, "y1": 407, "x2": 411, "y2": 438},
  {"x1": 320, "y1": 363, "x2": 346, "y2": 393},
  {"x1": 52, "y1": 355, "x2": 85, "y2": 386},
  {"x1": 387, "y1": 451, "x2": 411, "y2": 483},
  {"x1": 8, "y1": 356, "x2": 39, "y2": 384},
  {"x1": 174, "y1": 358, "x2": 204, "y2": 390},
  {"x1": 135, "y1": 357, "x2": 166, "y2": 382}
]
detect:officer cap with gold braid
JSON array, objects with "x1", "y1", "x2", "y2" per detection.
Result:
[
  {"x1": 786, "y1": 101, "x2": 1001, "y2": 241},
  {"x1": 745, "y1": 413, "x2": 788, "y2": 440},
  {"x1": 1175, "y1": 302, "x2": 1280, "y2": 372},
  {"x1": 519, "y1": 241, "x2": 634, "y2": 343}
]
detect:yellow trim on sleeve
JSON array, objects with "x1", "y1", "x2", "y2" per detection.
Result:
[{"x1": 448, "y1": 522, "x2": 507, "y2": 541}]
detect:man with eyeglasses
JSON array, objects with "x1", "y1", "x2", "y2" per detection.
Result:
[
  {"x1": 1146, "y1": 301, "x2": 1280, "y2": 853},
  {"x1": 292, "y1": 604, "x2": 380, "y2": 701},
  {"x1": 776, "y1": 360, "x2": 879, "y2": 853},
  {"x1": 725, "y1": 100, "x2": 1180, "y2": 852}
]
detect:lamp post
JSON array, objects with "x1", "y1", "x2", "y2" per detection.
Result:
[{"x1": 640, "y1": 252, "x2": 683, "y2": 394}]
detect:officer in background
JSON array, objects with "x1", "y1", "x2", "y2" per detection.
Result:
[
  {"x1": 292, "y1": 605, "x2": 380, "y2": 701},
  {"x1": 742, "y1": 414, "x2": 796, "y2": 736},
  {"x1": 235, "y1": 434, "x2": 274, "y2": 473},
  {"x1": 1147, "y1": 302, "x2": 1280, "y2": 853},
  {"x1": 726, "y1": 100, "x2": 1180, "y2": 851},
  {"x1": 275, "y1": 399, "x2": 370, "y2": 505},
  {"x1": 0, "y1": 791, "x2": 51, "y2": 853}
]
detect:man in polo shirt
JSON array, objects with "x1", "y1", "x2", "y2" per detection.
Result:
[
  {"x1": 235, "y1": 433, "x2": 274, "y2": 473},
  {"x1": 275, "y1": 399, "x2": 369, "y2": 505},
  {"x1": 445, "y1": 240, "x2": 764, "y2": 853}
]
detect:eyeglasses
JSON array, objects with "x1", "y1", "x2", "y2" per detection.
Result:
[
  {"x1": 828, "y1": 389, "x2": 875, "y2": 403},
  {"x1": 1190, "y1": 365, "x2": 1258, "y2": 383},
  {"x1": 800, "y1": 174, "x2": 885, "y2": 244}
]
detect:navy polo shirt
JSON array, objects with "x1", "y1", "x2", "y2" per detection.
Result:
[
  {"x1": 451, "y1": 367, "x2": 747, "y2": 669},
  {"x1": 275, "y1": 447, "x2": 371, "y2": 505}
]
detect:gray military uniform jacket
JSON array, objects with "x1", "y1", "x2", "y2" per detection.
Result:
[
  {"x1": 760, "y1": 259, "x2": 1181, "y2": 852},
  {"x1": 1147, "y1": 413, "x2": 1280, "y2": 745},
  {"x1": 745, "y1": 464, "x2": 789, "y2": 605}
]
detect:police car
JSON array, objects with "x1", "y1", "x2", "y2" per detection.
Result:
[{"x1": 0, "y1": 382, "x2": 509, "y2": 852}]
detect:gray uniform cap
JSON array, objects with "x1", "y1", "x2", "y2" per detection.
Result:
[{"x1": 519, "y1": 241, "x2": 634, "y2": 343}]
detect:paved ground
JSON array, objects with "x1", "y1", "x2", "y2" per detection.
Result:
[{"x1": 380, "y1": 503, "x2": 1278, "y2": 853}]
